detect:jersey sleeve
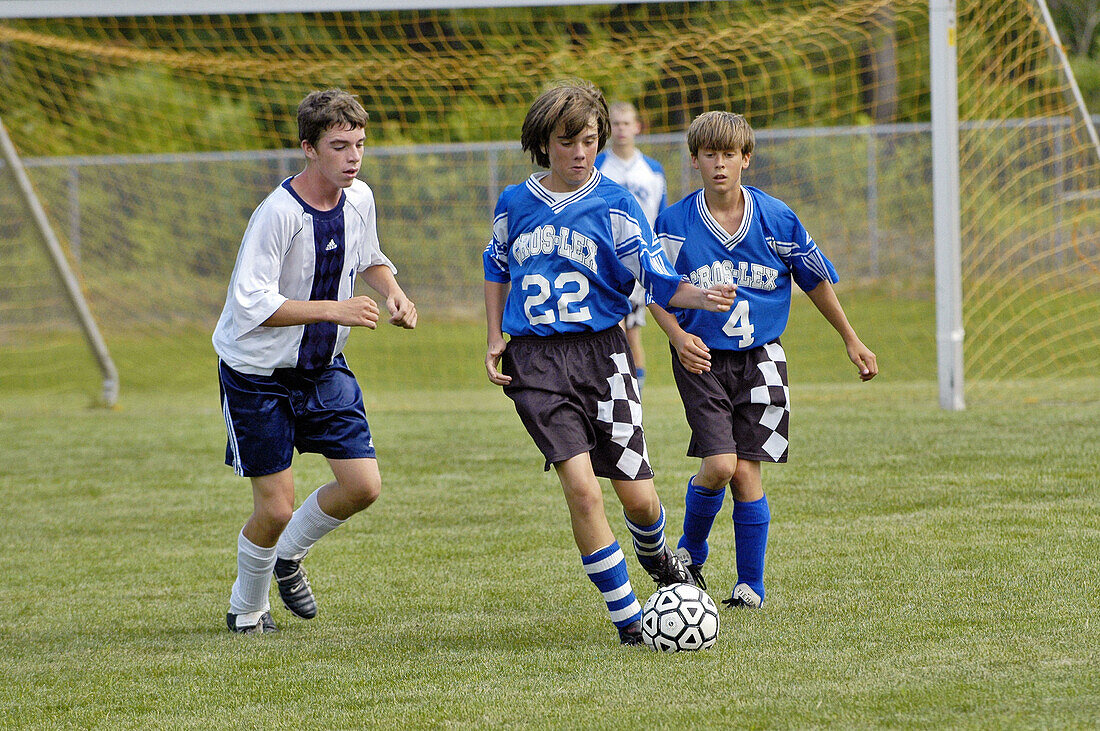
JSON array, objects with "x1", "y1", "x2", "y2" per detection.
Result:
[
  {"x1": 774, "y1": 213, "x2": 839, "y2": 292},
  {"x1": 483, "y1": 193, "x2": 511, "y2": 283},
  {"x1": 609, "y1": 194, "x2": 684, "y2": 308},
  {"x1": 350, "y1": 184, "x2": 397, "y2": 275},
  {"x1": 224, "y1": 198, "x2": 293, "y2": 339}
]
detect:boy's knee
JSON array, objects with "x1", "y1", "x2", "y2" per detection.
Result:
[
  {"x1": 698, "y1": 454, "x2": 737, "y2": 489},
  {"x1": 619, "y1": 491, "x2": 659, "y2": 519},
  {"x1": 730, "y1": 460, "x2": 763, "y2": 501},
  {"x1": 258, "y1": 504, "x2": 294, "y2": 533},
  {"x1": 343, "y1": 477, "x2": 381, "y2": 511},
  {"x1": 564, "y1": 484, "x2": 604, "y2": 517}
]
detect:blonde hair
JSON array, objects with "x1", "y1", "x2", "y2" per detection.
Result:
[
  {"x1": 687, "y1": 111, "x2": 755, "y2": 157},
  {"x1": 521, "y1": 80, "x2": 610, "y2": 168},
  {"x1": 608, "y1": 101, "x2": 638, "y2": 118},
  {"x1": 297, "y1": 89, "x2": 369, "y2": 147}
]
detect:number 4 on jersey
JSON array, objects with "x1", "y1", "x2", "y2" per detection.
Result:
[{"x1": 722, "y1": 299, "x2": 754, "y2": 348}]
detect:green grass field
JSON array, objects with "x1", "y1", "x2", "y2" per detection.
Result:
[{"x1": 1, "y1": 315, "x2": 1098, "y2": 728}]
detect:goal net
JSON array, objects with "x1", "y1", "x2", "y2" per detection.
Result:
[{"x1": 0, "y1": 0, "x2": 1096, "y2": 402}]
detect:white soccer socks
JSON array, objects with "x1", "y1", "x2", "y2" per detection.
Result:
[
  {"x1": 229, "y1": 531, "x2": 276, "y2": 625},
  {"x1": 275, "y1": 488, "x2": 346, "y2": 561}
]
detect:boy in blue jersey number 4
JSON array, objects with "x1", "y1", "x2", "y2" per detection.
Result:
[
  {"x1": 213, "y1": 89, "x2": 417, "y2": 633},
  {"x1": 649, "y1": 111, "x2": 878, "y2": 609},
  {"x1": 483, "y1": 80, "x2": 736, "y2": 646}
]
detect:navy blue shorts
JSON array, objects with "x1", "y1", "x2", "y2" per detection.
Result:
[{"x1": 218, "y1": 354, "x2": 376, "y2": 477}]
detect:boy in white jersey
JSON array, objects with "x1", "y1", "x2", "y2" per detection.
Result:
[
  {"x1": 483, "y1": 81, "x2": 736, "y2": 645},
  {"x1": 213, "y1": 89, "x2": 417, "y2": 633},
  {"x1": 649, "y1": 111, "x2": 877, "y2": 609},
  {"x1": 595, "y1": 102, "x2": 669, "y2": 390}
]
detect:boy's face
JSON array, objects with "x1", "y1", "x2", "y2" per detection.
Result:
[
  {"x1": 303, "y1": 124, "x2": 366, "y2": 189},
  {"x1": 692, "y1": 148, "x2": 751, "y2": 193},
  {"x1": 610, "y1": 108, "x2": 640, "y2": 150},
  {"x1": 544, "y1": 117, "x2": 599, "y2": 192}
]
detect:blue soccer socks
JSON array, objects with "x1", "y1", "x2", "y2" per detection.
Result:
[
  {"x1": 733, "y1": 494, "x2": 770, "y2": 602},
  {"x1": 624, "y1": 504, "x2": 667, "y2": 573},
  {"x1": 677, "y1": 475, "x2": 726, "y2": 567},
  {"x1": 582, "y1": 542, "x2": 643, "y2": 628}
]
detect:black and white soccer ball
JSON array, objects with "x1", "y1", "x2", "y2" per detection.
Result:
[{"x1": 640, "y1": 582, "x2": 720, "y2": 652}]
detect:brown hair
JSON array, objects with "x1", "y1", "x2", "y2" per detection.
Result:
[
  {"x1": 687, "y1": 111, "x2": 755, "y2": 157},
  {"x1": 297, "y1": 89, "x2": 369, "y2": 148},
  {"x1": 520, "y1": 80, "x2": 610, "y2": 168}
]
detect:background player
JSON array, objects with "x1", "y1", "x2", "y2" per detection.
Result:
[
  {"x1": 483, "y1": 80, "x2": 736, "y2": 645},
  {"x1": 595, "y1": 101, "x2": 668, "y2": 391},
  {"x1": 213, "y1": 89, "x2": 417, "y2": 634},
  {"x1": 648, "y1": 111, "x2": 877, "y2": 609}
]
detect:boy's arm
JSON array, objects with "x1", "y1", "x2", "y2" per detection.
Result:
[
  {"x1": 262, "y1": 297, "x2": 380, "y2": 329},
  {"x1": 484, "y1": 280, "x2": 511, "y2": 386},
  {"x1": 648, "y1": 302, "x2": 713, "y2": 374},
  {"x1": 359, "y1": 264, "x2": 417, "y2": 329},
  {"x1": 804, "y1": 280, "x2": 878, "y2": 381},
  {"x1": 667, "y1": 280, "x2": 737, "y2": 313}
]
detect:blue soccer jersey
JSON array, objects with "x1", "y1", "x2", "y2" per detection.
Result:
[
  {"x1": 483, "y1": 171, "x2": 685, "y2": 337},
  {"x1": 656, "y1": 186, "x2": 838, "y2": 351}
]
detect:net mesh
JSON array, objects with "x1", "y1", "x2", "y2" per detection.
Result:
[{"x1": 0, "y1": 0, "x2": 1096, "y2": 401}]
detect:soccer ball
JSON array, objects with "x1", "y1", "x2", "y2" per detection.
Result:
[{"x1": 640, "y1": 582, "x2": 720, "y2": 652}]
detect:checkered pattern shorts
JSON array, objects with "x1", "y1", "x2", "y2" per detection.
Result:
[
  {"x1": 669, "y1": 340, "x2": 790, "y2": 463},
  {"x1": 501, "y1": 327, "x2": 653, "y2": 480}
]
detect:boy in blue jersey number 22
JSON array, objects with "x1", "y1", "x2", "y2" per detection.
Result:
[
  {"x1": 649, "y1": 111, "x2": 878, "y2": 609},
  {"x1": 483, "y1": 80, "x2": 737, "y2": 646},
  {"x1": 213, "y1": 89, "x2": 417, "y2": 633}
]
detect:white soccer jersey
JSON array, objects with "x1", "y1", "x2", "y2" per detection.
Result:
[
  {"x1": 595, "y1": 150, "x2": 668, "y2": 227},
  {"x1": 212, "y1": 177, "x2": 396, "y2": 375}
]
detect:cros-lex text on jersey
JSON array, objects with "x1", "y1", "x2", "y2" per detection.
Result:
[{"x1": 656, "y1": 186, "x2": 839, "y2": 351}]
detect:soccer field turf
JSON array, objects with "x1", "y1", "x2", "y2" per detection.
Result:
[{"x1": 1, "y1": 371, "x2": 1097, "y2": 727}]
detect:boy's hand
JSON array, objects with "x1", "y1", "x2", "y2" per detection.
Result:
[
  {"x1": 332, "y1": 295, "x2": 380, "y2": 329},
  {"x1": 703, "y1": 283, "x2": 737, "y2": 312},
  {"x1": 674, "y1": 333, "x2": 712, "y2": 374},
  {"x1": 847, "y1": 340, "x2": 878, "y2": 381},
  {"x1": 486, "y1": 336, "x2": 511, "y2": 386},
  {"x1": 386, "y1": 292, "x2": 417, "y2": 329},
  {"x1": 668, "y1": 282, "x2": 737, "y2": 312}
]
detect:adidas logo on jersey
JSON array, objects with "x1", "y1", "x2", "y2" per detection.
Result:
[{"x1": 325, "y1": 240, "x2": 338, "y2": 251}]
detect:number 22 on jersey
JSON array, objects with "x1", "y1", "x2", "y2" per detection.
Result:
[
  {"x1": 723, "y1": 299, "x2": 755, "y2": 348},
  {"x1": 522, "y1": 272, "x2": 592, "y2": 325}
]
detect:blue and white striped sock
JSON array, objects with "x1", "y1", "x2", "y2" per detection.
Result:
[
  {"x1": 581, "y1": 542, "x2": 642, "y2": 628},
  {"x1": 624, "y1": 504, "x2": 667, "y2": 573}
]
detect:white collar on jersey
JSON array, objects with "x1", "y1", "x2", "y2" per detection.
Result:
[
  {"x1": 526, "y1": 169, "x2": 602, "y2": 214},
  {"x1": 697, "y1": 186, "x2": 753, "y2": 250}
]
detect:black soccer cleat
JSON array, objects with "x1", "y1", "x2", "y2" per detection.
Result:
[
  {"x1": 646, "y1": 545, "x2": 697, "y2": 588},
  {"x1": 673, "y1": 547, "x2": 707, "y2": 590},
  {"x1": 226, "y1": 611, "x2": 278, "y2": 634},
  {"x1": 274, "y1": 557, "x2": 317, "y2": 620},
  {"x1": 618, "y1": 620, "x2": 645, "y2": 646}
]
